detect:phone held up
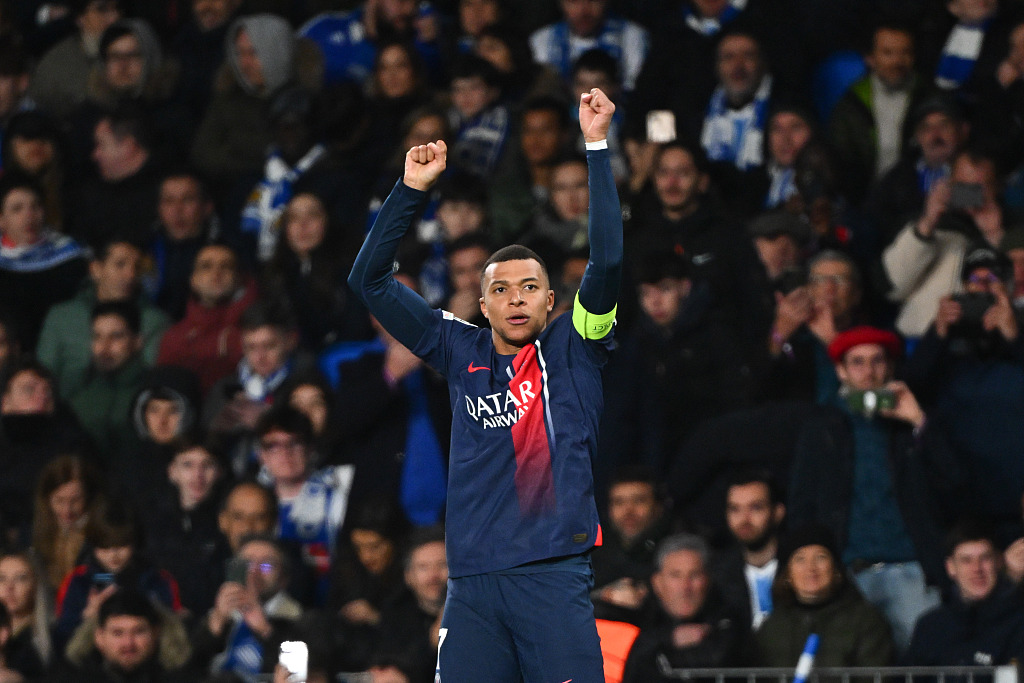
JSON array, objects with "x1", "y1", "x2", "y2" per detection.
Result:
[{"x1": 279, "y1": 641, "x2": 308, "y2": 683}]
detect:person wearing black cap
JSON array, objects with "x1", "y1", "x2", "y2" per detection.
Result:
[
  {"x1": 827, "y1": 22, "x2": 931, "y2": 206},
  {"x1": 755, "y1": 524, "x2": 893, "y2": 667},
  {"x1": 905, "y1": 246, "x2": 1024, "y2": 544},
  {"x1": 865, "y1": 94, "x2": 970, "y2": 250},
  {"x1": 789, "y1": 325, "x2": 961, "y2": 653}
]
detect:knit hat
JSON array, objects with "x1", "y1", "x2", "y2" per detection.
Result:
[
  {"x1": 827, "y1": 326, "x2": 902, "y2": 364},
  {"x1": 961, "y1": 245, "x2": 1011, "y2": 282},
  {"x1": 777, "y1": 523, "x2": 841, "y2": 570}
]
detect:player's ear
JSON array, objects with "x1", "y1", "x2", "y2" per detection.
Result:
[
  {"x1": 546, "y1": 289, "x2": 554, "y2": 312},
  {"x1": 480, "y1": 297, "x2": 489, "y2": 320}
]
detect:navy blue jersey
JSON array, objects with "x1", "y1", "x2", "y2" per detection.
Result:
[
  {"x1": 350, "y1": 147, "x2": 623, "y2": 579},
  {"x1": 412, "y1": 307, "x2": 613, "y2": 576}
]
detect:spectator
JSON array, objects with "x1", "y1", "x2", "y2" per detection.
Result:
[
  {"x1": 590, "y1": 466, "x2": 669, "y2": 623},
  {"x1": 255, "y1": 406, "x2": 354, "y2": 594},
  {"x1": 1, "y1": 110, "x2": 67, "y2": 232},
  {"x1": 53, "y1": 500, "x2": 182, "y2": 653},
  {"x1": 474, "y1": 21, "x2": 564, "y2": 105},
  {"x1": 31, "y1": 455, "x2": 104, "y2": 593},
  {"x1": 171, "y1": 0, "x2": 244, "y2": 130},
  {"x1": 766, "y1": 250, "x2": 865, "y2": 402},
  {"x1": 828, "y1": 22, "x2": 929, "y2": 205},
  {"x1": 865, "y1": 95, "x2": 969, "y2": 251},
  {"x1": 440, "y1": 233, "x2": 491, "y2": 326},
  {"x1": 748, "y1": 211, "x2": 810, "y2": 289},
  {"x1": 0, "y1": 552, "x2": 52, "y2": 679},
  {"x1": 601, "y1": 249, "x2": 753, "y2": 476},
  {"x1": 148, "y1": 169, "x2": 220, "y2": 320},
  {"x1": 621, "y1": 533, "x2": 750, "y2": 682},
  {"x1": 141, "y1": 439, "x2": 226, "y2": 618},
  {"x1": 299, "y1": 0, "x2": 444, "y2": 87},
  {"x1": 455, "y1": 0, "x2": 503, "y2": 53},
  {"x1": 0, "y1": 602, "x2": 23, "y2": 683},
  {"x1": 906, "y1": 521, "x2": 1024, "y2": 666},
  {"x1": 281, "y1": 372, "x2": 342, "y2": 466},
  {"x1": 37, "y1": 239, "x2": 170, "y2": 398},
  {"x1": 28, "y1": 0, "x2": 121, "y2": 121},
  {"x1": 710, "y1": 468, "x2": 785, "y2": 631},
  {"x1": 69, "y1": 107, "x2": 163, "y2": 249},
  {"x1": 739, "y1": 104, "x2": 817, "y2": 219},
  {"x1": 521, "y1": 155, "x2": 590, "y2": 259},
  {"x1": 190, "y1": 535, "x2": 302, "y2": 680},
  {"x1": 529, "y1": 0, "x2": 648, "y2": 93},
  {"x1": 217, "y1": 481, "x2": 277, "y2": 555},
  {"x1": 127, "y1": 365, "x2": 203, "y2": 504},
  {"x1": 488, "y1": 95, "x2": 572, "y2": 244},
  {"x1": 0, "y1": 363, "x2": 92, "y2": 546},
  {"x1": 568, "y1": 49, "x2": 627, "y2": 182},
  {"x1": 371, "y1": 526, "x2": 447, "y2": 683},
  {"x1": 624, "y1": 141, "x2": 771, "y2": 354},
  {"x1": 261, "y1": 191, "x2": 371, "y2": 351},
  {"x1": 755, "y1": 524, "x2": 893, "y2": 666},
  {"x1": 883, "y1": 147, "x2": 1009, "y2": 339},
  {"x1": 0, "y1": 314, "x2": 20, "y2": 380},
  {"x1": 446, "y1": 54, "x2": 510, "y2": 179},
  {"x1": 905, "y1": 247, "x2": 1024, "y2": 535},
  {"x1": 65, "y1": 300, "x2": 148, "y2": 472},
  {"x1": 204, "y1": 299, "x2": 315, "y2": 476},
  {"x1": 0, "y1": 174, "x2": 89, "y2": 351},
  {"x1": 155, "y1": 243, "x2": 260, "y2": 396},
  {"x1": 191, "y1": 14, "x2": 322, "y2": 186},
  {"x1": 788, "y1": 326, "x2": 961, "y2": 651},
  {"x1": 52, "y1": 588, "x2": 191, "y2": 683},
  {"x1": 328, "y1": 498, "x2": 410, "y2": 632}
]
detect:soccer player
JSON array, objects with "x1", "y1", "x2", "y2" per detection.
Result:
[{"x1": 348, "y1": 87, "x2": 621, "y2": 683}]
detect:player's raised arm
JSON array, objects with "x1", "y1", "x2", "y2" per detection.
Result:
[
  {"x1": 575, "y1": 89, "x2": 623, "y2": 339},
  {"x1": 348, "y1": 141, "x2": 448, "y2": 350}
]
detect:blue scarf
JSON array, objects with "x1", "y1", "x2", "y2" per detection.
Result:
[
  {"x1": 683, "y1": 0, "x2": 747, "y2": 36},
  {"x1": 701, "y1": 76, "x2": 771, "y2": 171},
  {"x1": 219, "y1": 620, "x2": 263, "y2": 678},
  {"x1": 916, "y1": 159, "x2": 950, "y2": 195},
  {"x1": 935, "y1": 21, "x2": 989, "y2": 90},
  {"x1": 241, "y1": 144, "x2": 327, "y2": 261},
  {"x1": 0, "y1": 230, "x2": 88, "y2": 272},
  {"x1": 548, "y1": 17, "x2": 627, "y2": 81},
  {"x1": 452, "y1": 105, "x2": 509, "y2": 178},
  {"x1": 766, "y1": 165, "x2": 797, "y2": 208},
  {"x1": 238, "y1": 358, "x2": 292, "y2": 403}
]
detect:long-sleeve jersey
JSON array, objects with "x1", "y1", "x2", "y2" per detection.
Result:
[{"x1": 349, "y1": 148, "x2": 622, "y2": 577}]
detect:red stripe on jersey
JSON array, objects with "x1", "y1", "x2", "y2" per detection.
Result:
[{"x1": 510, "y1": 343, "x2": 555, "y2": 516}]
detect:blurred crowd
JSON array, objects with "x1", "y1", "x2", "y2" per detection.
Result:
[{"x1": 0, "y1": 0, "x2": 1024, "y2": 681}]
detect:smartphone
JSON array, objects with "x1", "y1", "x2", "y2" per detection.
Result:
[
  {"x1": 279, "y1": 641, "x2": 308, "y2": 683},
  {"x1": 225, "y1": 557, "x2": 249, "y2": 584},
  {"x1": 845, "y1": 389, "x2": 896, "y2": 417},
  {"x1": 92, "y1": 572, "x2": 115, "y2": 589},
  {"x1": 949, "y1": 182, "x2": 985, "y2": 210},
  {"x1": 646, "y1": 110, "x2": 677, "y2": 143}
]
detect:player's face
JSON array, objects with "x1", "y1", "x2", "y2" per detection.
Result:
[{"x1": 480, "y1": 259, "x2": 554, "y2": 355}]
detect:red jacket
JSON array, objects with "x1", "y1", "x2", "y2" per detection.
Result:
[{"x1": 156, "y1": 280, "x2": 259, "y2": 396}]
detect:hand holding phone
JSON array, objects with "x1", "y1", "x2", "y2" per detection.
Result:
[{"x1": 279, "y1": 641, "x2": 308, "y2": 683}]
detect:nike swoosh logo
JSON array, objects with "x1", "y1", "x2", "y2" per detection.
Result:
[{"x1": 468, "y1": 362, "x2": 490, "y2": 373}]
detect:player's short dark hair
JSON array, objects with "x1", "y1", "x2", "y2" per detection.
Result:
[
  {"x1": 726, "y1": 467, "x2": 783, "y2": 506},
  {"x1": 480, "y1": 244, "x2": 550, "y2": 289},
  {"x1": 91, "y1": 300, "x2": 141, "y2": 336},
  {"x1": 255, "y1": 404, "x2": 313, "y2": 446},
  {"x1": 945, "y1": 518, "x2": 997, "y2": 558},
  {"x1": 98, "y1": 589, "x2": 159, "y2": 627}
]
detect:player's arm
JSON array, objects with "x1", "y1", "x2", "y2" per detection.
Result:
[
  {"x1": 347, "y1": 141, "x2": 448, "y2": 350},
  {"x1": 574, "y1": 88, "x2": 623, "y2": 341}
]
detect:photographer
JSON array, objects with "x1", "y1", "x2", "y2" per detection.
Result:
[
  {"x1": 906, "y1": 247, "x2": 1024, "y2": 543},
  {"x1": 788, "y1": 326, "x2": 964, "y2": 654},
  {"x1": 883, "y1": 147, "x2": 1008, "y2": 339}
]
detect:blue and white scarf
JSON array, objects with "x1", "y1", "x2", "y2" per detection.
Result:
[
  {"x1": 765, "y1": 164, "x2": 797, "y2": 208},
  {"x1": 935, "y1": 21, "x2": 988, "y2": 90},
  {"x1": 546, "y1": 17, "x2": 627, "y2": 82},
  {"x1": 701, "y1": 76, "x2": 771, "y2": 171},
  {"x1": 451, "y1": 105, "x2": 509, "y2": 178},
  {"x1": 0, "y1": 230, "x2": 88, "y2": 272},
  {"x1": 683, "y1": 0, "x2": 747, "y2": 36},
  {"x1": 241, "y1": 143, "x2": 327, "y2": 262},
  {"x1": 916, "y1": 159, "x2": 950, "y2": 195},
  {"x1": 238, "y1": 358, "x2": 292, "y2": 403}
]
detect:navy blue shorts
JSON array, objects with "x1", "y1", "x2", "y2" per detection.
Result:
[{"x1": 436, "y1": 560, "x2": 604, "y2": 683}]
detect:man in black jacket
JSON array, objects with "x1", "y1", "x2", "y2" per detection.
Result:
[
  {"x1": 906, "y1": 521, "x2": 1024, "y2": 666},
  {"x1": 789, "y1": 326, "x2": 963, "y2": 653}
]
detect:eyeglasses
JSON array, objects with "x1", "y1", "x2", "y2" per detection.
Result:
[
  {"x1": 242, "y1": 560, "x2": 278, "y2": 574},
  {"x1": 967, "y1": 272, "x2": 1000, "y2": 285},
  {"x1": 808, "y1": 273, "x2": 854, "y2": 288}
]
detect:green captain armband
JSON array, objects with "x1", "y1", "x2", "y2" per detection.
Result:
[{"x1": 572, "y1": 292, "x2": 616, "y2": 339}]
